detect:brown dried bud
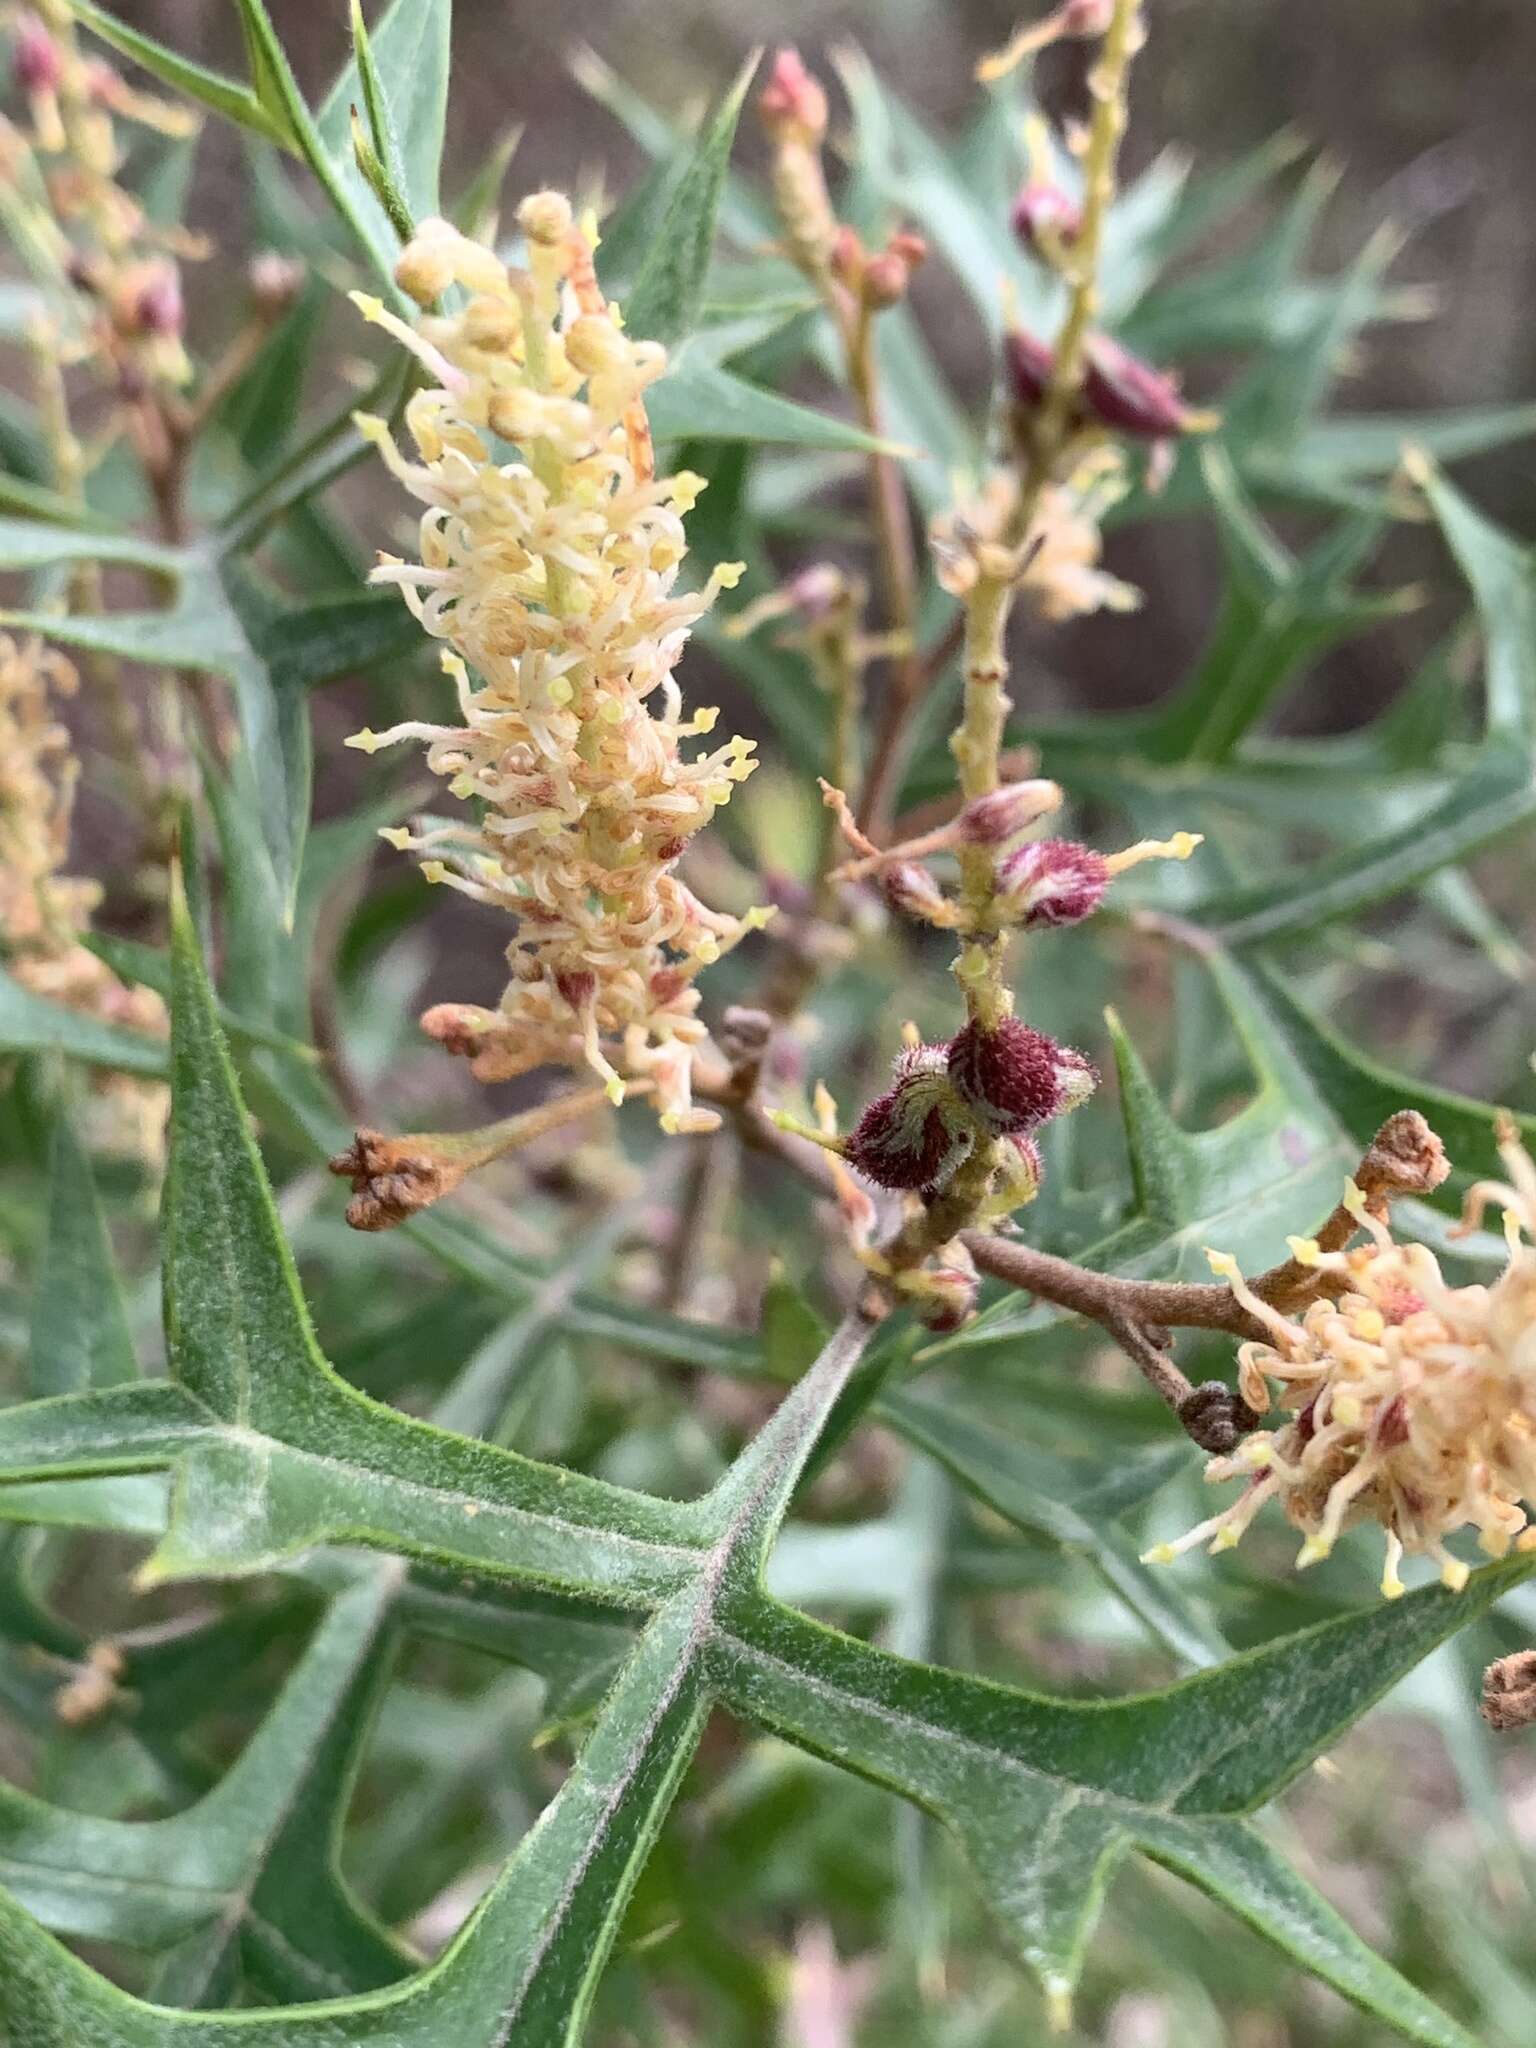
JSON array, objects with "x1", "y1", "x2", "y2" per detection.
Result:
[
  {"x1": 1179, "y1": 1382, "x2": 1261, "y2": 1456},
  {"x1": 947, "y1": 1016, "x2": 1097, "y2": 1136},
  {"x1": 329, "y1": 1128, "x2": 471, "y2": 1232},
  {"x1": 758, "y1": 47, "x2": 828, "y2": 146},
  {"x1": 1482, "y1": 1651, "x2": 1536, "y2": 1732}
]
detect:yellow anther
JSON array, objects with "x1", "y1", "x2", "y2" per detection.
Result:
[
  {"x1": 421, "y1": 860, "x2": 448, "y2": 884},
  {"x1": 345, "y1": 727, "x2": 383, "y2": 753},
  {"x1": 1440, "y1": 1557, "x2": 1470, "y2": 1592},
  {"x1": 377, "y1": 826, "x2": 412, "y2": 850},
  {"x1": 1296, "y1": 1535, "x2": 1332, "y2": 1569},
  {"x1": 1286, "y1": 1235, "x2": 1321, "y2": 1266}
]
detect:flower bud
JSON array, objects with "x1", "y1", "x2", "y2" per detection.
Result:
[
  {"x1": 517, "y1": 190, "x2": 573, "y2": 246},
  {"x1": 1005, "y1": 327, "x2": 1056, "y2": 410},
  {"x1": 829, "y1": 223, "x2": 864, "y2": 287},
  {"x1": 861, "y1": 231, "x2": 927, "y2": 310},
  {"x1": 995, "y1": 838, "x2": 1110, "y2": 928},
  {"x1": 915, "y1": 1264, "x2": 979, "y2": 1334},
  {"x1": 758, "y1": 47, "x2": 828, "y2": 146},
  {"x1": 880, "y1": 860, "x2": 951, "y2": 925},
  {"x1": 1011, "y1": 181, "x2": 1082, "y2": 259},
  {"x1": 1063, "y1": 0, "x2": 1114, "y2": 31},
  {"x1": 957, "y1": 779, "x2": 1062, "y2": 847},
  {"x1": 130, "y1": 264, "x2": 182, "y2": 338},
  {"x1": 947, "y1": 1016, "x2": 1096, "y2": 1135},
  {"x1": 1082, "y1": 333, "x2": 1204, "y2": 440},
  {"x1": 421, "y1": 1001, "x2": 495, "y2": 1059},
  {"x1": 12, "y1": 12, "x2": 60, "y2": 97},
  {"x1": 845, "y1": 1046, "x2": 974, "y2": 1195}
]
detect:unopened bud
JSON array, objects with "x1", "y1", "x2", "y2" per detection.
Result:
[
  {"x1": 131, "y1": 264, "x2": 182, "y2": 337},
  {"x1": 845, "y1": 1046, "x2": 974, "y2": 1195},
  {"x1": 248, "y1": 250, "x2": 304, "y2": 314},
  {"x1": 880, "y1": 860, "x2": 952, "y2": 925},
  {"x1": 861, "y1": 251, "x2": 912, "y2": 309},
  {"x1": 995, "y1": 838, "x2": 1110, "y2": 928},
  {"x1": 1083, "y1": 333, "x2": 1208, "y2": 440},
  {"x1": 947, "y1": 1016, "x2": 1097, "y2": 1136},
  {"x1": 517, "y1": 189, "x2": 573, "y2": 246},
  {"x1": 421, "y1": 1001, "x2": 495, "y2": 1060},
  {"x1": 758, "y1": 47, "x2": 828, "y2": 146},
  {"x1": 915, "y1": 1264, "x2": 979, "y2": 1334},
  {"x1": 1011, "y1": 181, "x2": 1083, "y2": 259},
  {"x1": 829, "y1": 223, "x2": 864, "y2": 287},
  {"x1": 1065, "y1": 0, "x2": 1115, "y2": 30},
  {"x1": 786, "y1": 562, "x2": 848, "y2": 621},
  {"x1": 957, "y1": 779, "x2": 1062, "y2": 847},
  {"x1": 1005, "y1": 327, "x2": 1056, "y2": 410},
  {"x1": 329, "y1": 1127, "x2": 472, "y2": 1231},
  {"x1": 12, "y1": 12, "x2": 60, "y2": 97}
]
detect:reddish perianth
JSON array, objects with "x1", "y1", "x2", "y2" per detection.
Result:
[
  {"x1": 420, "y1": 1002, "x2": 494, "y2": 1059},
  {"x1": 757, "y1": 47, "x2": 829, "y2": 145},
  {"x1": 957, "y1": 780, "x2": 1060, "y2": 847},
  {"x1": 996, "y1": 838, "x2": 1110, "y2": 927},
  {"x1": 1011, "y1": 181, "x2": 1083, "y2": 257},
  {"x1": 880, "y1": 860, "x2": 950, "y2": 922},
  {"x1": 917, "y1": 1265, "x2": 979, "y2": 1333},
  {"x1": 845, "y1": 1047, "x2": 973, "y2": 1194},
  {"x1": 132, "y1": 265, "x2": 183, "y2": 338},
  {"x1": 1004, "y1": 327, "x2": 1057, "y2": 411},
  {"x1": 555, "y1": 968, "x2": 597, "y2": 1012},
  {"x1": 947, "y1": 1016, "x2": 1097, "y2": 1135},
  {"x1": 12, "y1": 12, "x2": 60, "y2": 97},
  {"x1": 1082, "y1": 333, "x2": 1194, "y2": 439}
]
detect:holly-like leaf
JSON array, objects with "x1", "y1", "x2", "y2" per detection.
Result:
[{"x1": 28, "y1": 1104, "x2": 138, "y2": 1399}]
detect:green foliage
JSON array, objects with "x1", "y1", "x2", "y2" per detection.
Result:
[{"x1": 2, "y1": 6, "x2": 1535, "y2": 2045}]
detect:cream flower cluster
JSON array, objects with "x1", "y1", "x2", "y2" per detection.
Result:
[
  {"x1": 0, "y1": 633, "x2": 165, "y2": 1157},
  {"x1": 928, "y1": 452, "x2": 1139, "y2": 625},
  {"x1": 1147, "y1": 1125, "x2": 1536, "y2": 1597},
  {"x1": 349, "y1": 198, "x2": 764, "y2": 1132}
]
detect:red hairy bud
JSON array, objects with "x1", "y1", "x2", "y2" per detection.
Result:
[
  {"x1": 846, "y1": 1046, "x2": 974, "y2": 1195},
  {"x1": 13, "y1": 12, "x2": 60, "y2": 97},
  {"x1": 1082, "y1": 334, "x2": 1199, "y2": 440},
  {"x1": 758, "y1": 47, "x2": 828, "y2": 145},
  {"x1": 1005, "y1": 327, "x2": 1056, "y2": 410},
  {"x1": 995, "y1": 838, "x2": 1110, "y2": 927},
  {"x1": 1011, "y1": 181, "x2": 1082, "y2": 257},
  {"x1": 947, "y1": 1016, "x2": 1097, "y2": 1135},
  {"x1": 880, "y1": 860, "x2": 951, "y2": 923}
]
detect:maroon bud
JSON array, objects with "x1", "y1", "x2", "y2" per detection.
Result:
[
  {"x1": 1082, "y1": 333, "x2": 1197, "y2": 440},
  {"x1": 131, "y1": 264, "x2": 183, "y2": 338},
  {"x1": 1063, "y1": 0, "x2": 1114, "y2": 32},
  {"x1": 947, "y1": 1016, "x2": 1096, "y2": 1136},
  {"x1": 13, "y1": 12, "x2": 60, "y2": 97},
  {"x1": 1011, "y1": 181, "x2": 1082, "y2": 258},
  {"x1": 762, "y1": 869, "x2": 815, "y2": 920},
  {"x1": 861, "y1": 251, "x2": 911, "y2": 309},
  {"x1": 916, "y1": 1265, "x2": 978, "y2": 1334},
  {"x1": 845, "y1": 1046, "x2": 974, "y2": 1195},
  {"x1": 995, "y1": 838, "x2": 1110, "y2": 928},
  {"x1": 647, "y1": 966, "x2": 689, "y2": 1007},
  {"x1": 829, "y1": 224, "x2": 864, "y2": 287},
  {"x1": 758, "y1": 47, "x2": 828, "y2": 145},
  {"x1": 1295, "y1": 1394, "x2": 1319, "y2": 1443},
  {"x1": 1005, "y1": 327, "x2": 1056, "y2": 410},
  {"x1": 957, "y1": 780, "x2": 1060, "y2": 847},
  {"x1": 785, "y1": 562, "x2": 846, "y2": 621}
]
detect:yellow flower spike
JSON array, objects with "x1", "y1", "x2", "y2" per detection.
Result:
[
  {"x1": 1103, "y1": 830, "x2": 1205, "y2": 876},
  {"x1": 694, "y1": 935, "x2": 721, "y2": 965},
  {"x1": 351, "y1": 409, "x2": 389, "y2": 443},
  {"x1": 547, "y1": 677, "x2": 575, "y2": 706}
]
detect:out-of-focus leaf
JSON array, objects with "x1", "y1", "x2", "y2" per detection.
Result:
[
  {"x1": 0, "y1": 967, "x2": 166, "y2": 1077},
  {"x1": 647, "y1": 353, "x2": 904, "y2": 454},
  {"x1": 28, "y1": 1105, "x2": 138, "y2": 1399},
  {"x1": 69, "y1": 0, "x2": 291, "y2": 146}
]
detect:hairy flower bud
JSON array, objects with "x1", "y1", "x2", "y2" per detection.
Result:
[
  {"x1": 1082, "y1": 333, "x2": 1206, "y2": 440},
  {"x1": 845, "y1": 1046, "x2": 975, "y2": 1195},
  {"x1": 995, "y1": 838, "x2": 1110, "y2": 927},
  {"x1": 758, "y1": 47, "x2": 828, "y2": 146},
  {"x1": 130, "y1": 263, "x2": 182, "y2": 337},
  {"x1": 914, "y1": 1264, "x2": 979, "y2": 1334},
  {"x1": 947, "y1": 1016, "x2": 1097, "y2": 1135},
  {"x1": 880, "y1": 860, "x2": 953, "y2": 925},
  {"x1": 1011, "y1": 180, "x2": 1082, "y2": 258},
  {"x1": 957, "y1": 779, "x2": 1062, "y2": 847}
]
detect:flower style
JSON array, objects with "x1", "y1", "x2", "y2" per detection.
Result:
[
  {"x1": 0, "y1": 632, "x2": 165, "y2": 1156},
  {"x1": 1146, "y1": 1123, "x2": 1536, "y2": 1597},
  {"x1": 349, "y1": 199, "x2": 765, "y2": 1133}
]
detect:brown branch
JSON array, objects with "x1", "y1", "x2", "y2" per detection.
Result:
[{"x1": 961, "y1": 1112, "x2": 1449, "y2": 1450}]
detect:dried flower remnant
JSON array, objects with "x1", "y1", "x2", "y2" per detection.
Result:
[
  {"x1": 1482, "y1": 1650, "x2": 1536, "y2": 1732},
  {"x1": 1145, "y1": 1121, "x2": 1536, "y2": 1598},
  {"x1": 0, "y1": 633, "x2": 165, "y2": 1157},
  {"x1": 350, "y1": 201, "x2": 765, "y2": 1134}
]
